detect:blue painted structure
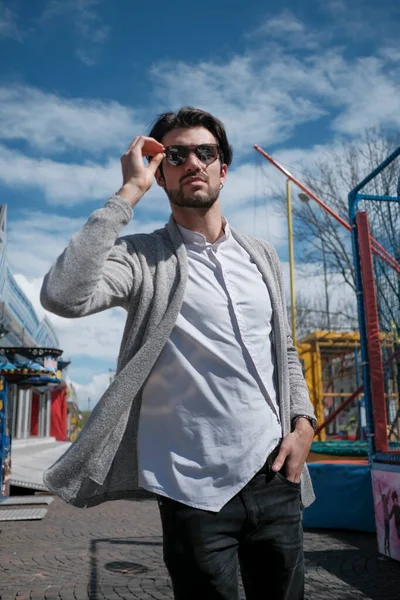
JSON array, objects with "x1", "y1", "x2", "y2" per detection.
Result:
[{"x1": 303, "y1": 462, "x2": 375, "y2": 532}]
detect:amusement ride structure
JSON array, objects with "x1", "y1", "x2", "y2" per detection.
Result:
[{"x1": 255, "y1": 143, "x2": 400, "y2": 559}]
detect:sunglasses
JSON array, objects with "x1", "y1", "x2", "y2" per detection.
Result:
[{"x1": 164, "y1": 144, "x2": 221, "y2": 167}]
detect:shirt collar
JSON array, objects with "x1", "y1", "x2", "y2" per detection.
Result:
[{"x1": 177, "y1": 218, "x2": 231, "y2": 247}]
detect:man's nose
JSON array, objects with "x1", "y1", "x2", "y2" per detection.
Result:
[{"x1": 184, "y1": 150, "x2": 202, "y2": 171}]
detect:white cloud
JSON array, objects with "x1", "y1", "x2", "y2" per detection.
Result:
[
  {"x1": 222, "y1": 162, "x2": 275, "y2": 209},
  {"x1": 258, "y1": 10, "x2": 305, "y2": 35},
  {"x1": 0, "y1": 4, "x2": 23, "y2": 41},
  {"x1": 322, "y1": 0, "x2": 400, "y2": 43},
  {"x1": 378, "y1": 47, "x2": 400, "y2": 63},
  {"x1": 247, "y1": 9, "x2": 326, "y2": 50},
  {"x1": 40, "y1": 0, "x2": 109, "y2": 66},
  {"x1": 0, "y1": 144, "x2": 122, "y2": 205},
  {"x1": 0, "y1": 85, "x2": 141, "y2": 153},
  {"x1": 330, "y1": 57, "x2": 400, "y2": 133},
  {"x1": 7, "y1": 212, "x2": 85, "y2": 278},
  {"x1": 323, "y1": 0, "x2": 348, "y2": 15},
  {"x1": 227, "y1": 203, "x2": 287, "y2": 248}
]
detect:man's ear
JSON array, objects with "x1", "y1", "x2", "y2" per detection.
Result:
[
  {"x1": 155, "y1": 168, "x2": 166, "y2": 188},
  {"x1": 220, "y1": 163, "x2": 228, "y2": 185}
]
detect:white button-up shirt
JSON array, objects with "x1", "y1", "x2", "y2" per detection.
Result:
[{"x1": 138, "y1": 221, "x2": 282, "y2": 511}]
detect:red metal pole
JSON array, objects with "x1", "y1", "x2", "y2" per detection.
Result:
[{"x1": 357, "y1": 212, "x2": 388, "y2": 453}]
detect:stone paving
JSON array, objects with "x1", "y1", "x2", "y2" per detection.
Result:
[{"x1": 0, "y1": 495, "x2": 399, "y2": 599}]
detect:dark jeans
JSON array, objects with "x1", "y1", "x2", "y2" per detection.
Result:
[{"x1": 157, "y1": 447, "x2": 304, "y2": 600}]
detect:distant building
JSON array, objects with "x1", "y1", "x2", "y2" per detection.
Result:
[{"x1": 0, "y1": 204, "x2": 59, "y2": 348}]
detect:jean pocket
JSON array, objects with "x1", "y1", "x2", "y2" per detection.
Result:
[{"x1": 275, "y1": 471, "x2": 301, "y2": 490}]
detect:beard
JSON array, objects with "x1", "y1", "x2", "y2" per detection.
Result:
[{"x1": 166, "y1": 180, "x2": 220, "y2": 209}]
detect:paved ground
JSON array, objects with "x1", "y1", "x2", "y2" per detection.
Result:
[{"x1": 0, "y1": 494, "x2": 399, "y2": 600}]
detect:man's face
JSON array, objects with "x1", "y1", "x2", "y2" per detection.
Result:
[{"x1": 156, "y1": 126, "x2": 227, "y2": 209}]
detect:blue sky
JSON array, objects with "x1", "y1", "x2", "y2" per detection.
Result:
[{"x1": 2, "y1": 0, "x2": 400, "y2": 408}]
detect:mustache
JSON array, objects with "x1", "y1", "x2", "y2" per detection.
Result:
[{"x1": 179, "y1": 173, "x2": 207, "y2": 184}]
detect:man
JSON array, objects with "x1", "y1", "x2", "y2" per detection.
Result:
[{"x1": 42, "y1": 107, "x2": 317, "y2": 600}]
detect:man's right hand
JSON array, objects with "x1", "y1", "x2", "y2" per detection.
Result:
[{"x1": 117, "y1": 136, "x2": 165, "y2": 207}]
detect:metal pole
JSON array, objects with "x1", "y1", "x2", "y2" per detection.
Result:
[
  {"x1": 286, "y1": 180, "x2": 296, "y2": 344},
  {"x1": 322, "y1": 244, "x2": 330, "y2": 330}
]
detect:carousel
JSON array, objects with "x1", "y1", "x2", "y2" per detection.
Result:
[{"x1": 0, "y1": 347, "x2": 71, "y2": 500}]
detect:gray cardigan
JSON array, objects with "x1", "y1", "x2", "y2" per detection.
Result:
[{"x1": 41, "y1": 195, "x2": 316, "y2": 508}]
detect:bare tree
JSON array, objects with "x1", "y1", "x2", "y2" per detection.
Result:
[
  {"x1": 295, "y1": 292, "x2": 359, "y2": 340},
  {"x1": 282, "y1": 128, "x2": 400, "y2": 332}
]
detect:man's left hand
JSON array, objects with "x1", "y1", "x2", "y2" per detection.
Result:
[{"x1": 272, "y1": 418, "x2": 315, "y2": 483}]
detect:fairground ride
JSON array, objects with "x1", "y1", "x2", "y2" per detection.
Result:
[{"x1": 255, "y1": 144, "x2": 400, "y2": 555}]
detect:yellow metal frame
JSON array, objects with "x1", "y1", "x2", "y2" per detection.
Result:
[
  {"x1": 297, "y1": 339, "x2": 326, "y2": 441},
  {"x1": 297, "y1": 330, "x2": 398, "y2": 441},
  {"x1": 297, "y1": 331, "x2": 363, "y2": 441}
]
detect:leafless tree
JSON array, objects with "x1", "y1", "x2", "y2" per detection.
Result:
[
  {"x1": 294, "y1": 292, "x2": 358, "y2": 340},
  {"x1": 280, "y1": 128, "x2": 400, "y2": 333}
]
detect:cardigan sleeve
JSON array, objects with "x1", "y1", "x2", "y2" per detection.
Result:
[
  {"x1": 40, "y1": 195, "x2": 141, "y2": 318},
  {"x1": 266, "y1": 244, "x2": 317, "y2": 426}
]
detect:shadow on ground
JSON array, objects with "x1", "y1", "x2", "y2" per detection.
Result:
[
  {"x1": 305, "y1": 529, "x2": 400, "y2": 600},
  {"x1": 89, "y1": 536, "x2": 164, "y2": 596}
]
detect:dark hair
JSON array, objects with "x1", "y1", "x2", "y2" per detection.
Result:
[{"x1": 147, "y1": 107, "x2": 233, "y2": 167}]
